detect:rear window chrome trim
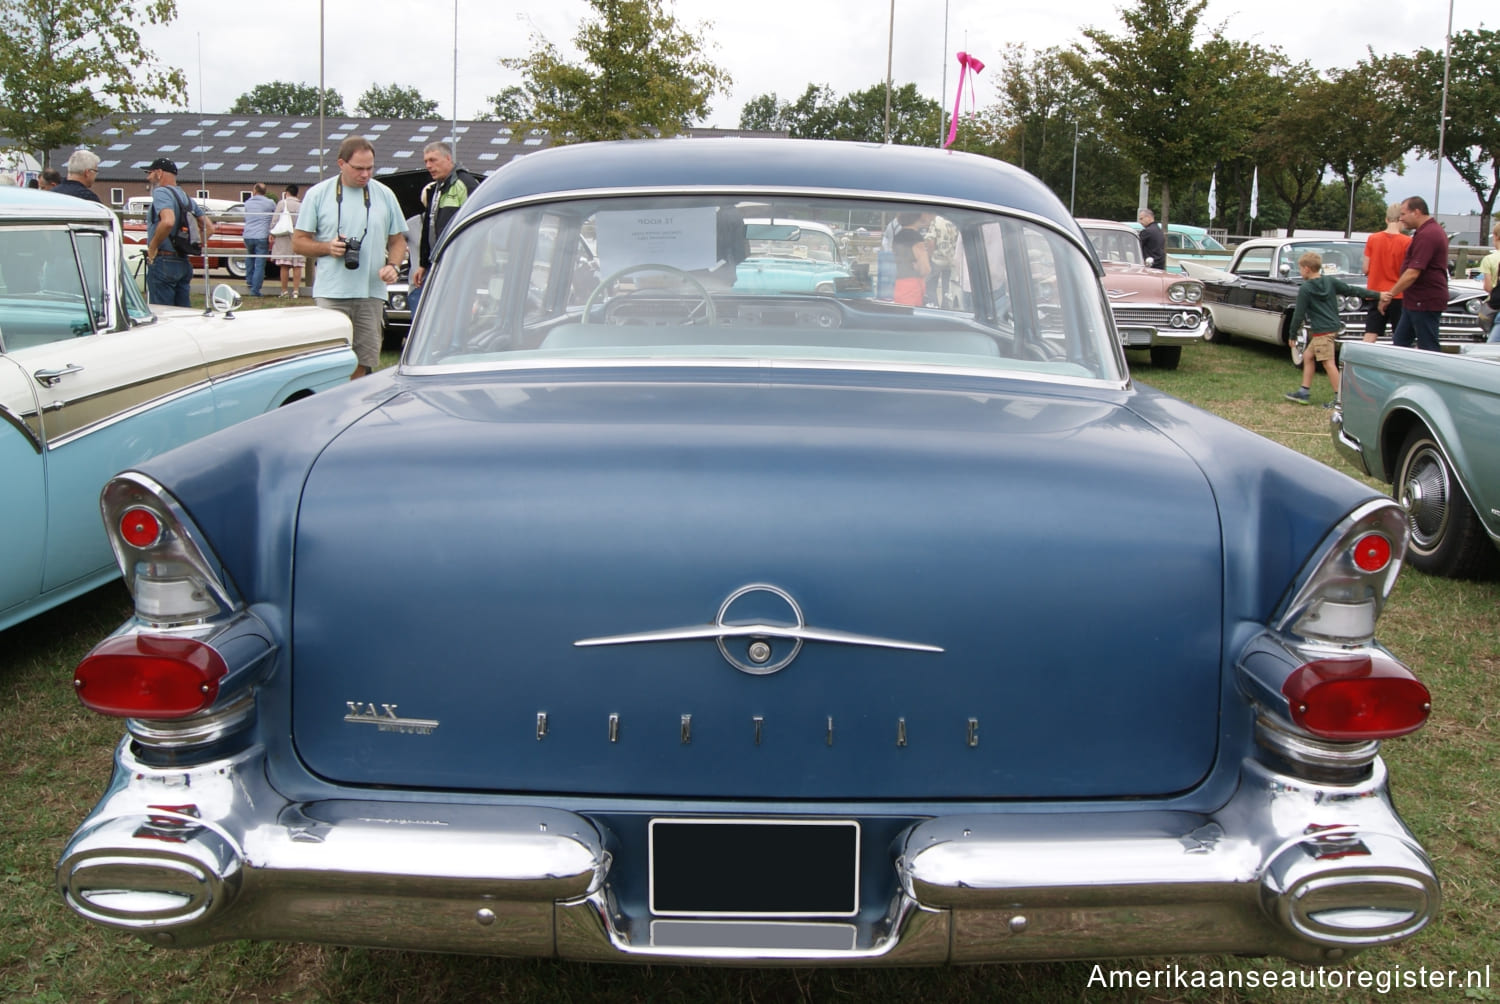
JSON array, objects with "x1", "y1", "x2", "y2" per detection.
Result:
[{"x1": 398, "y1": 355, "x2": 1131, "y2": 391}]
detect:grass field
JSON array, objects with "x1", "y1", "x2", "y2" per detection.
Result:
[{"x1": 2, "y1": 337, "x2": 1496, "y2": 1003}]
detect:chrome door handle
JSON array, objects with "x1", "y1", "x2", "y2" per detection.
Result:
[{"x1": 34, "y1": 364, "x2": 84, "y2": 388}]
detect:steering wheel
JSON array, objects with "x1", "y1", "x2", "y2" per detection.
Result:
[{"x1": 581, "y1": 263, "x2": 717, "y2": 326}]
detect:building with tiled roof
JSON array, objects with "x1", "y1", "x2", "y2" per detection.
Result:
[{"x1": 33, "y1": 114, "x2": 782, "y2": 208}]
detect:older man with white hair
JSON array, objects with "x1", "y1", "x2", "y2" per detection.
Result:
[{"x1": 54, "y1": 150, "x2": 103, "y2": 203}]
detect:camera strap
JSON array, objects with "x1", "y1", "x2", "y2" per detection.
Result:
[{"x1": 335, "y1": 178, "x2": 371, "y2": 244}]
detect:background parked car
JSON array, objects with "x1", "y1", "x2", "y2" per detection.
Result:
[
  {"x1": 1202, "y1": 237, "x2": 1487, "y2": 351},
  {"x1": 1332, "y1": 340, "x2": 1500, "y2": 578},
  {"x1": 59, "y1": 140, "x2": 1437, "y2": 969},
  {"x1": 0, "y1": 187, "x2": 356, "y2": 632},
  {"x1": 1079, "y1": 218, "x2": 1208, "y2": 369}
]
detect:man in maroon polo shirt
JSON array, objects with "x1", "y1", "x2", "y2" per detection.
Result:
[{"x1": 1379, "y1": 196, "x2": 1448, "y2": 352}]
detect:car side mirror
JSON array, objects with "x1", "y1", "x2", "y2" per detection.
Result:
[
  {"x1": 211, "y1": 283, "x2": 242, "y2": 317},
  {"x1": 1278, "y1": 262, "x2": 1293, "y2": 277}
]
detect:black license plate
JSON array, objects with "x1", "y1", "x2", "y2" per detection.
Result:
[{"x1": 649, "y1": 819, "x2": 860, "y2": 917}]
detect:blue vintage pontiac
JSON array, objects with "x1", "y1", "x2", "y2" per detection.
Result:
[{"x1": 60, "y1": 139, "x2": 1436, "y2": 966}]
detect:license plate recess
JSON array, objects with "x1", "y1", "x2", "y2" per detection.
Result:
[{"x1": 649, "y1": 818, "x2": 860, "y2": 918}]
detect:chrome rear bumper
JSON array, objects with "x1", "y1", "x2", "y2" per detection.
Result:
[{"x1": 58, "y1": 744, "x2": 1437, "y2": 965}]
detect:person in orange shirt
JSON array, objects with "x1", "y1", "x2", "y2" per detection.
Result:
[{"x1": 1361, "y1": 202, "x2": 1411, "y2": 343}]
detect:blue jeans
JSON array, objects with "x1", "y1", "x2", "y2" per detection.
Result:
[
  {"x1": 146, "y1": 254, "x2": 192, "y2": 307},
  {"x1": 1489, "y1": 315, "x2": 1500, "y2": 343},
  {"x1": 1392, "y1": 308, "x2": 1441, "y2": 352},
  {"x1": 243, "y1": 237, "x2": 269, "y2": 295}
]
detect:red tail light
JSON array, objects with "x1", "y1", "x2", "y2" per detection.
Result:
[
  {"x1": 1351, "y1": 533, "x2": 1392, "y2": 573},
  {"x1": 74, "y1": 635, "x2": 227, "y2": 718},
  {"x1": 1282, "y1": 654, "x2": 1430, "y2": 740}
]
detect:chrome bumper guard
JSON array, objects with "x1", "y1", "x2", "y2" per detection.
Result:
[
  {"x1": 59, "y1": 745, "x2": 1436, "y2": 964},
  {"x1": 1328, "y1": 404, "x2": 1372, "y2": 477}
]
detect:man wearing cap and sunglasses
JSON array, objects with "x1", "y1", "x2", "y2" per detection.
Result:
[{"x1": 143, "y1": 157, "x2": 215, "y2": 306}]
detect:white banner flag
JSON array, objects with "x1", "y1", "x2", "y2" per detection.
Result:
[
  {"x1": 1208, "y1": 172, "x2": 1217, "y2": 222},
  {"x1": 1249, "y1": 167, "x2": 1259, "y2": 220}
]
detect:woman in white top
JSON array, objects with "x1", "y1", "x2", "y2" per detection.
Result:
[{"x1": 272, "y1": 184, "x2": 304, "y2": 297}]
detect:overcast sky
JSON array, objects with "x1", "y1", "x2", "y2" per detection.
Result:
[{"x1": 138, "y1": 0, "x2": 1489, "y2": 215}]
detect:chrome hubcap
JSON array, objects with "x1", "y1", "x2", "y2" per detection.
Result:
[{"x1": 1400, "y1": 446, "x2": 1449, "y2": 550}]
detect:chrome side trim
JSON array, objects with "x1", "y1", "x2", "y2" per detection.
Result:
[{"x1": 204, "y1": 342, "x2": 353, "y2": 384}]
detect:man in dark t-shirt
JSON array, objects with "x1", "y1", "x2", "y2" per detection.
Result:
[
  {"x1": 1381, "y1": 196, "x2": 1448, "y2": 352},
  {"x1": 52, "y1": 150, "x2": 103, "y2": 204}
]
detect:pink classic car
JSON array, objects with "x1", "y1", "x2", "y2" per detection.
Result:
[{"x1": 1079, "y1": 219, "x2": 1208, "y2": 369}]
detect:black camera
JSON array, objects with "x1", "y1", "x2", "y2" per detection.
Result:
[{"x1": 342, "y1": 235, "x2": 362, "y2": 270}]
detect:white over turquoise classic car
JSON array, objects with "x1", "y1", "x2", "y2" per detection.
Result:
[
  {"x1": 734, "y1": 219, "x2": 856, "y2": 295},
  {"x1": 0, "y1": 187, "x2": 356, "y2": 631},
  {"x1": 1332, "y1": 340, "x2": 1500, "y2": 578}
]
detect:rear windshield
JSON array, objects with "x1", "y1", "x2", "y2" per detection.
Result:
[{"x1": 405, "y1": 195, "x2": 1123, "y2": 382}]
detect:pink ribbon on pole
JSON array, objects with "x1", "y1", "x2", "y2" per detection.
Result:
[{"x1": 944, "y1": 51, "x2": 985, "y2": 149}]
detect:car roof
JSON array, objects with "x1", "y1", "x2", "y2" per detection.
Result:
[
  {"x1": 0, "y1": 186, "x2": 115, "y2": 223},
  {"x1": 463, "y1": 139, "x2": 1077, "y2": 232}
]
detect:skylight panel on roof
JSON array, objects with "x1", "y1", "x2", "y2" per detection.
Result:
[
  {"x1": 157, "y1": 144, "x2": 180, "y2": 152},
  {"x1": 490, "y1": 136, "x2": 509, "y2": 144},
  {"x1": 230, "y1": 120, "x2": 249, "y2": 127},
  {"x1": 152, "y1": 118, "x2": 170, "y2": 126},
  {"x1": 270, "y1": 164, "x2": 292, "y2": 173},
  {"x1": 184, "y1": 129, "x2": 201, "y2": 136},
  {"x1": 198, "y1": 119, "x2": 218, "y2": 126},
  {"x1": 370, "y1": 123, "x2": 389, "y2": 131},
  {"x1": 258, "y1": 147, "x2": 279, "y2": 154},
  {"x1": 201, "y1": 162, "x2": 223, "y2": 171},
  {"x1": 235, "y1": 163, "x2": 258, "y2": 172},
  {"x1": 247, "y1": 130, "x2": 266, "y2": 138},
  {"x1": 328, "y1": 132, "x2": 348, "y2": 140},
  {"x1": 478, "y1": 152, "x2": 499, "y2": 161},
  {"x1": 98, "y1": 160, "x2": 119, "y2": 168},
  {"x1": 215, "y1": 130, "x2": 235, "y2": 137},
  {"x1": 260, "y1": 121, "x2": 279, "y2": 128},
  {"x1": 137, "y1": 128, "x2": 156, "y2": 135},
  {"x1": 109, "y1": 143, "x2": 130, "y2": 151},
  {"x1": 293, "y1": 121, "x2": 312, "y2": 128},
  {"x1": 225, "y1": 146, "x2": 245, "y2": 154},
  {"x1": 103, "y1": 127, "x2": 120, "y2": 135},
  {"x1": 280, "y1": 132, "x2": 300, "y2": 139}
]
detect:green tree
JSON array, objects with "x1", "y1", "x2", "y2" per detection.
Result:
[
  {"x1": 1066, "y1": 0, "x2": 1235, "y2": 229},
  {"x1": 0, "y1": 0, "x2": 187, "y2": 168},
  {"x1": 738, "y1": 84, "x2": 839, "y2": 137},
  {"x1": 229, "y1": 81, "x2": 344, "y2": 117},
  {"x1": 737, "y1": 82, "x2": 937, "y2": 145},
  {"x1": 355, "y1": 83, "x2": 439, "y2": 119},
  {"x1": 1402, "y1": 29, "x2": 1500, "y2": 239},
  {"x1": 502, "y1": 0, "x2": 730, "y2": 143},
  {"x1": 1253, "y1": 69, "x2": 1329, "y2": 236},
  {"x1": 1317, "y1": 60, "x2": 1409, "y2": 236},
  {"x1": 477, "y1": 85, "x2": 532, "y2": 122},
  {"x1": 981, "y1": 45, "x2": 1137, "y2": 217}
]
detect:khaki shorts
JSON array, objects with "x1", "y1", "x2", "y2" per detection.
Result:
[
  {"x1": 1309, "y1": 332, "x2": 1337, "y2": 362},
  {"x1": 315, "y1": 297, "x2": 384, "y2": 368}
]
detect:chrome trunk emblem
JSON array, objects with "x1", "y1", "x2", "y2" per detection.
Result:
[{"x1": 574, "y1": 583, "x2": 943, "y2": 676}]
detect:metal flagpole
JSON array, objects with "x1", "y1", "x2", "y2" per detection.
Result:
[
  {"x1": 884, "y1": 0, "x2": 894, "y2": 144},
  {"x1": 938, "y1": 0, "x2": 949, "y2": 147},
  {"x1": 318, "y1": 0, "x2": 325, "y2": 177},
  {"x1": 1434, "y1": 0, "x2": 1454, "y2": 214}
]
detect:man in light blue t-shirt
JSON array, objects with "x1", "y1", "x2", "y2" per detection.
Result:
[{"x1": 292, "y1": 137, "x2": 406, "y2": 378}]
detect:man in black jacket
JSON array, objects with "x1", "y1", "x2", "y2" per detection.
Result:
[
  {"x1": 1137, "y1": 208, "x2": 1165, "y2": 269},
  {"x1": 414, "y1": 141, "x2": 480, "y2": 291}
]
